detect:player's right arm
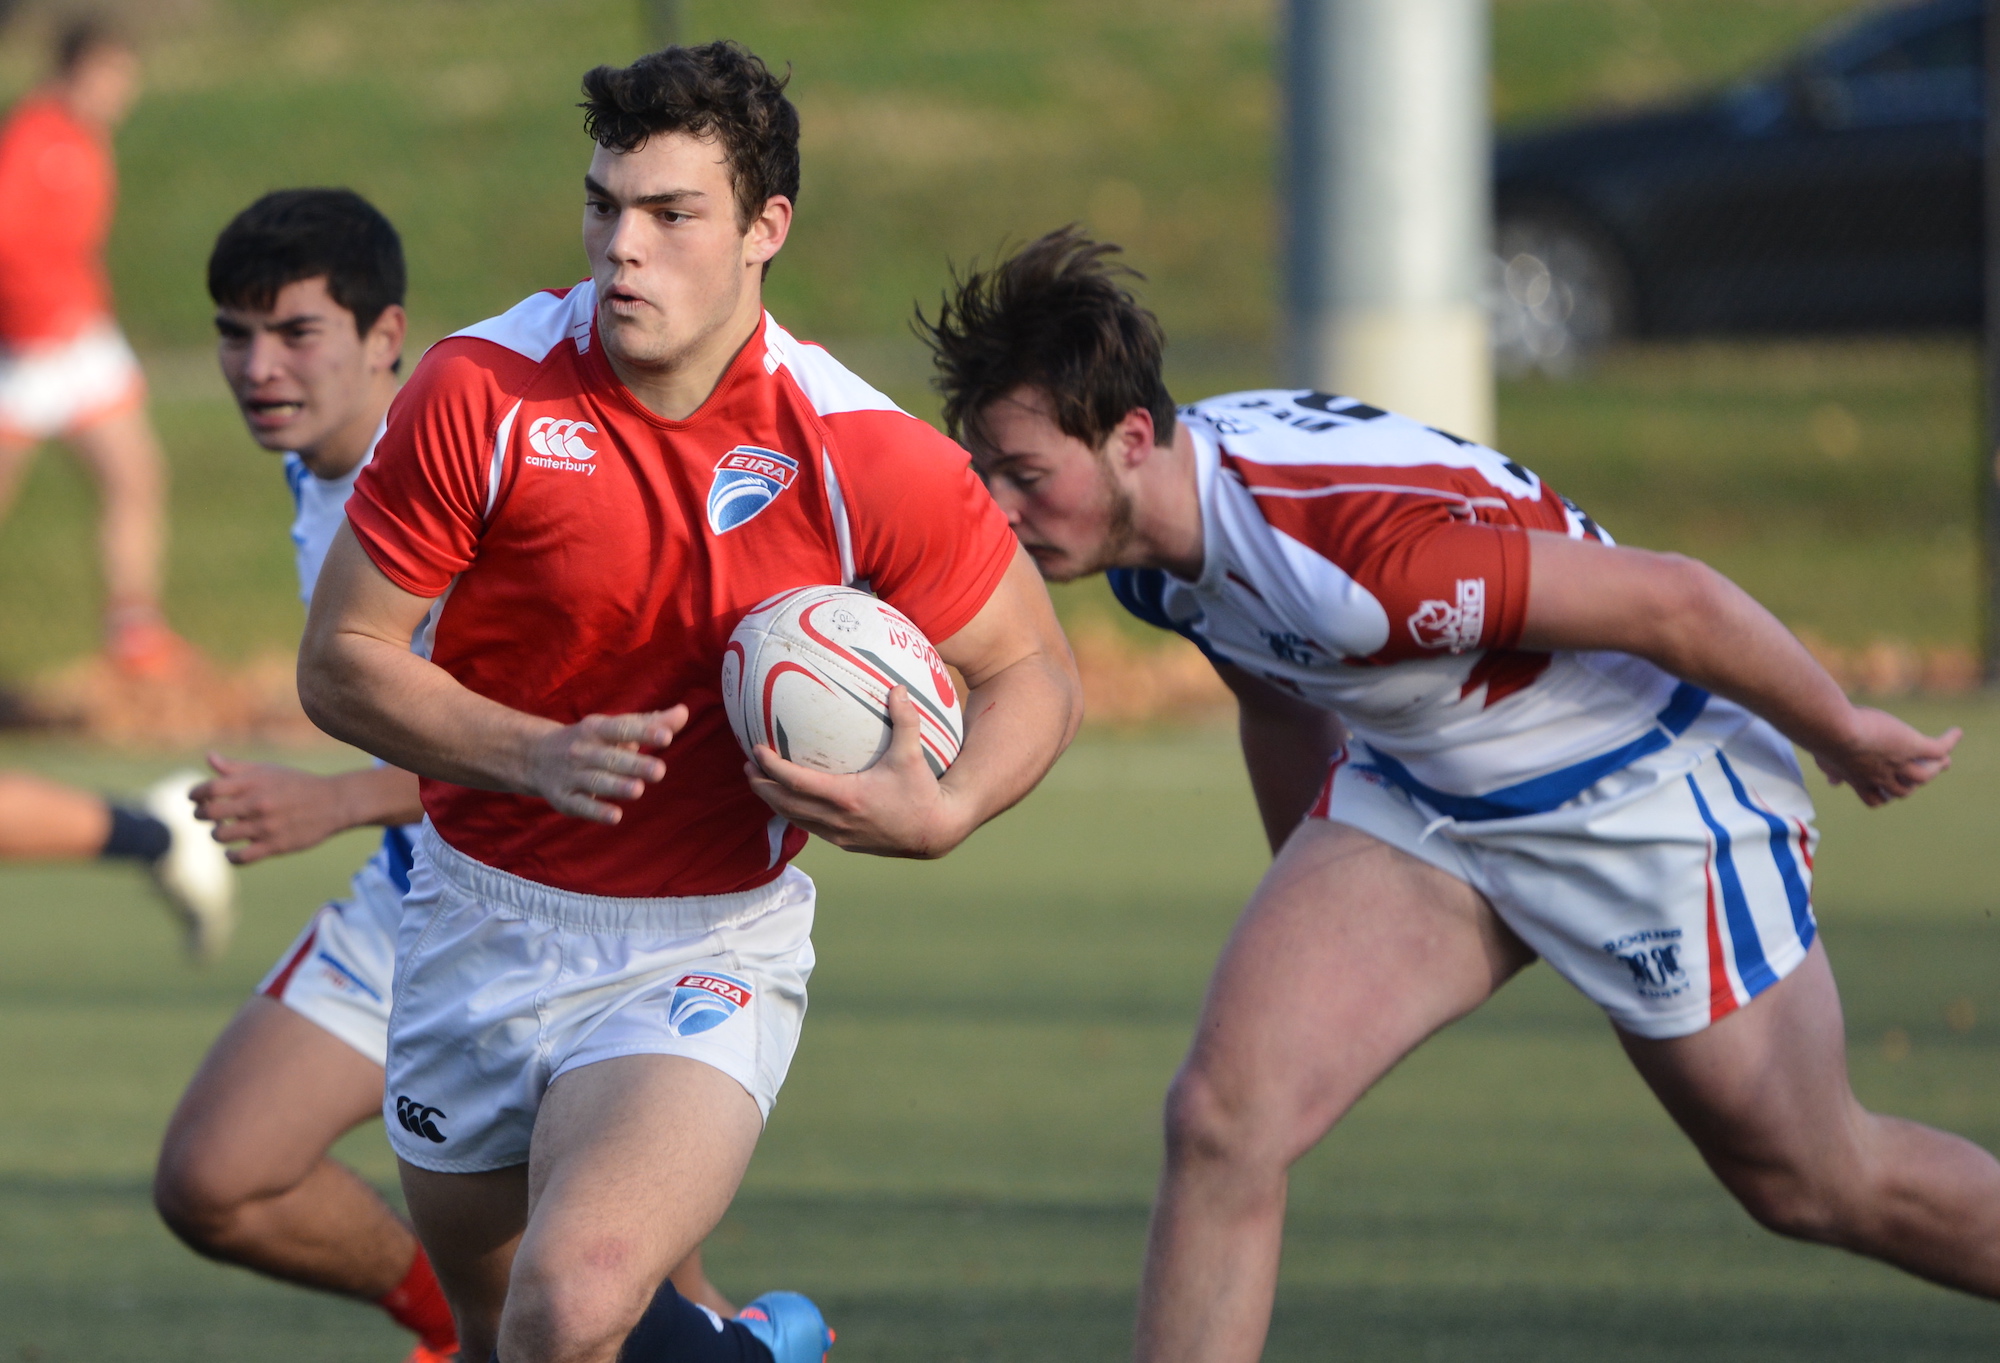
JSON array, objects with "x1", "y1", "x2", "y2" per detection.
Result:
[
  {"x1": 1216, "y1": 662, "x2": 1347, "y2": 855},
  {"x1": 297, "y1": 524, "x2": 686, "y2": 825},
  {"x1": 1519, "y1": 530, "x2": 1957, "y2": 806}
]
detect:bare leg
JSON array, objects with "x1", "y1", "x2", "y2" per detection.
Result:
[
  {"x1": 64, "y1": 405, "x2": 167, "y2": 618},
  {"x1": 155, "y1": 996, "x2": 417, "y2": 1295},
  {"x1": 1622, "y1": 940, "x2": 2000, "y2": 1296},
  {"x1": 670, "y1": 1245, "x2": 735, "y2": 1317},
  {"x1": 0, "y1": 771, "x2": 110, "y2": 858},
  {"x1": 1134, "y1": 821, "x2": 1535, "y2": 1363},
  {"x1": 404, "y1": 1054, "x2": 762, "y2": 1363},
  {"x1": 0, "y1": 435, "x2": 40, "y2": 523},
  {"x1": 402, "y1": 1161, "x2": 527, "y2": 1363}
]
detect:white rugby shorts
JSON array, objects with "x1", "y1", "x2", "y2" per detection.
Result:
[
  {"x1": 384, "y1": 824, "x2": 815, "y2": 1173},
  {"x1": 1313, "y1": 715, "x2": 1819, "y2": 1039},
  {"x1": 0, "y1": 322, "x2": 144, "y2": 443},
  {"x1": 256, "y1": 827, "x2": 416, "y2": 1067}
]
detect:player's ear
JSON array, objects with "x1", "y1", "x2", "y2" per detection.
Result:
[
  {"x1": 745, "y1": 195, "x2": 792, "y2": 268},
  {"x1": 365, "y1": 304, "x2": 408, "y2": 376},
  {"x1": 1109, "y1": 407, "x2": 1156, "y2": 471}
]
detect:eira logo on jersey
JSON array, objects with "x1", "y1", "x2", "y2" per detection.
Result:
[
  {"x1": 668, "y1": 971, "x2": 754, "y2": 1035},
  {"x1": 707, "y1": 446, "x2": 798, "y2": 534},
  {"x1": 1408, "y1": 577, "x2": 1487, "y2": 653}
]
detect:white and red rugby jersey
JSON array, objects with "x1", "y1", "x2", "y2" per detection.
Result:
[
  {"x1": 1110, "y1": 391, "x2": 1751, "y2": 819},
  {"x1": 345, "y1": 283, "x2": 1016, "y2": 897}
]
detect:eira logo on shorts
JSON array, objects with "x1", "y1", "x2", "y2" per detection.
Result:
[
  {"x1": 668, "y1": 972, "x2": 754, "y2": 1036},
  {"x1": 395, "y1": 1095, "x2": 448, "y2": 1143}
]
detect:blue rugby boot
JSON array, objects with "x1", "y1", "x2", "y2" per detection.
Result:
[{"x1": 734, "y1": 1291, "x2": 834, "y2": 1363}]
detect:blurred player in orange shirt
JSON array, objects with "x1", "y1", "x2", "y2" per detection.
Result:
[{"x1": 0, "y1": 18, "x2": 190, "y2": 676}]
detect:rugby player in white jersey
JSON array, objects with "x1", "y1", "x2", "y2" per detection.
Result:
[
  {"x1": 920, "y1": 228, "x2": 2000, "y2": 1361},
  {"x1": 296, "y1": 43, "x2": 1079, "y2": 1363},
  {"x1": 152, "y1": 189, "x2": 731, "y2": 1363}
]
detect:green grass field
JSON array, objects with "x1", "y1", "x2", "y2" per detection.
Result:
[{"x1": 3, "y1": 708, "x2": 1999, "y2": 1361}]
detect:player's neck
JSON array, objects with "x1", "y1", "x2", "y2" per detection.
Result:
[
  {"x1": 50, "y1": 81, "x2": 110, "y2": 133},
  {"x1": 602, "y1": 286, "x2": 764, "y2": 422},
  {"x1": 1133, "y1": 420, "x2": 1205, "y2": 581},
  {"x1": 295, "y1": 376, "x2": 396, "y2": 481}
]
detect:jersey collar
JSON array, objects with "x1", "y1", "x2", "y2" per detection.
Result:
[
  {"x1": 1166, "y1": 420, "x2": 1225, "y2": 594},
  {"x1": 583, "y1": 307, "x2": 773, "y2": 432}
]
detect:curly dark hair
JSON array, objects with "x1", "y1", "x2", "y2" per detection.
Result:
[
  {"x1": 915, "y1": 226, "x2": 1175, "y2": 452},
  {"x1": 207, "y1": 188, "x2": 406, "y2": 340},
  {"x1": 580, "y1": 40, "x2": 800, "y2": 231}
]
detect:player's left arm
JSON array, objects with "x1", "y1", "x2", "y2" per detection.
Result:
[
  {"x1": 189, "y1": 757, "x2": 423, "y2": 865},
  {"x1": 746, "y1": 545, "x2": 1082, "y2": 857},
  {"x1": 1518, "y1": 529, "x2": 1958, "y2": 806}
]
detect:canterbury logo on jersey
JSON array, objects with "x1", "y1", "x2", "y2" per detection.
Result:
[
  {"x1": 1408, "y1": 578, "x2": 1486, "y2": 653},
  {"x1": 525, "y1": 417, "x2": 599, "y2": 474},
  {"x1": 706, "y1": 446, "x2": 798, "y2": 534}
]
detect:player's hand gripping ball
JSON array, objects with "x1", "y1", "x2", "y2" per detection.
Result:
[{"x1": 723, "y1": 586, "x2": 964, "y2": 777}]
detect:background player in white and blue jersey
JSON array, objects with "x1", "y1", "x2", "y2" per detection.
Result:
[
  {"x1": 150, "y1": 190, "x2": 732, "y2": 1363},
  {"x1": 149, "y1": 189, "x2": 461, "y2": 1363},
  {"x1": 921, "y1": 228, "x2": 2000, "y2": 1363}
]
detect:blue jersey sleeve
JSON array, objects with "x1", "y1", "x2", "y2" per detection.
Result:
[{"x1": 1106, "y1": 567, "x2": 1221, "y2": 663}]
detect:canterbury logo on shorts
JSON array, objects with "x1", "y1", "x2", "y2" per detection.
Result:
[{"x1": 395, "y1": 1094, "x2": 448, "y2": 1143}]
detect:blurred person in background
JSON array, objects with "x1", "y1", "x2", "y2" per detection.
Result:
[
  {"x1": 0, "y1": 16, "x2": 192, "y2": 676},
  {"x1": 153, "y1": 189, "x2": 733, "y2": 1363},
  {"x1": 0, "y1": 766, "x2": 232, "y2": 957}
]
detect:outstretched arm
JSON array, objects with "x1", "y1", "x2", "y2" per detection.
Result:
[
  {"x1": 298, "y1": 523, "x2": 689, "y2": 825},
  {"x1": 746, "y1": 546, "x2": 1083, "y2": 857},
  {"x1": 1519, "y1": 530, "x2": 1957, "y2": 806},
  {"x1": 1216, "y1": 661, "x2": 1347, "y2": 855},
  {"x1": 191, "y1": 759, "x2": 423, "y2": 865}
]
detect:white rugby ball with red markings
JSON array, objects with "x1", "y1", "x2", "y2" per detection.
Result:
[{"x1": 722, "y1": 585, "x2": 964, "y2": 777}]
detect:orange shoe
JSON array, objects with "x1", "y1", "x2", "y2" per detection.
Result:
[
  {"x1": 106, "y1": 614, "x2": 197, "y2": 679},
  {"x1": 402, "y1": 1347, "x2": 457, "y2": 1363}
]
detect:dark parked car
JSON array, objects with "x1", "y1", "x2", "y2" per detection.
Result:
[{"x1": 1493, "y1": 0, "x2": 1983, "y2": 371}]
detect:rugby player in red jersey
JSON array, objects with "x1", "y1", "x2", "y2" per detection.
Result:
[
  {"x1": 298, "y1": 43, "x2": 1080, "y2": 1363},
  {"x1": 919, "y1": 229, "x2": 2000, "y2": 1362},
  {"x1": 0, "y1": 18, "x2": 192, "y2": 675},
  {"x1": 152, "y1": 186, "x2": 736, "y2": 1363}
]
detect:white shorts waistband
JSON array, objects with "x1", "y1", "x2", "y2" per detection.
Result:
[{"x1": 416, "y1": 821, "x2": 809, "y2": 935}]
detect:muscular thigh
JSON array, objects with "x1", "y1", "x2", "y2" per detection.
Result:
[
  {"x1": 1617, "y1": 941, "x2": 1857, "y2": 1174},
  {"x1": 160, "y1": 996, "x2": 386, "y2": 1200},
  {"x1": 402, "y1": 1159, "x2": 528, "y2": 1351},
  {"x1": 520, "y1": 1054, "x2": 762, "y2": 1280},
  {"x1": 1186, "y1": 820, "x2": 1533, "y2": 1147}
]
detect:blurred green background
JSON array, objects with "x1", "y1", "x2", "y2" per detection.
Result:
[{"x1": 0, "y1": 0, "x2": 1976, "y2": 675}]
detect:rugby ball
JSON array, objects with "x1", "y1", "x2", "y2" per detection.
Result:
[{"x1": 722, "y1": 585, "x2": 964, "y2": 776}]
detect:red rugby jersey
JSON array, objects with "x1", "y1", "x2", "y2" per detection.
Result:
[
  {"x1": 345, "y1": 284, "x2": 1016, "y2": 897},
  {"x1": 0, "y1": 94, "x2": 115, "y2": 345}
]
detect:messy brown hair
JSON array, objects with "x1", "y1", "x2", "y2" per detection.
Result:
[{"x1": 916, "y1": 226, "x2": 1176, "y2": 451}]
